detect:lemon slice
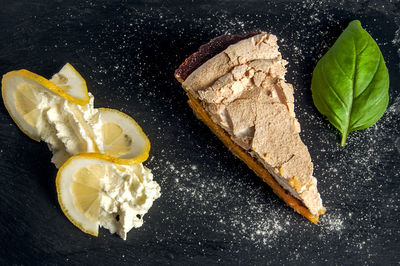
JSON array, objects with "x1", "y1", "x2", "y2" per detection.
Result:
[
  {"x1": 96, "y1": 108, "x2": 150, "y2": 164},
  {"x1": 2, "y1": 68, "x2": 89, "y2": 141},
  {"x1": 56, "y1": 153, "x2": 115, "y2": 236},
  {"x1": 50, "y1": 63, "x2": 89, "y2": 105},
  {"x1": 57, "y1": 153, "x2": 160, "y2": 238}
]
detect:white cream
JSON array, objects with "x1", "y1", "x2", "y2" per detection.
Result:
[
  {"x1": 99, "y1": 163, "x2": 161, "y2": 240},
  {"x1": 33, "y1": 90, "x2": 99, "y2": 167}
]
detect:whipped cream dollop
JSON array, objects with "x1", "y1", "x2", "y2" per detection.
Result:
[
  {"x1": 99, "y1": 163, "x2": 161, "y2": 240},
  {"x1": 34, "y1": 89, "x2": 99, "y2": 167}
]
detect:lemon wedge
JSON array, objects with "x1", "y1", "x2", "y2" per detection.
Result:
[
  {"x1": 95, "y1": 108, "x2": 150, "y2": 164},
  {"x1": 56, "y1": 153, "x2": 161, "y2": 238},
  {"x1": 50, "y1": 63, "x2": 90, "y2": 105},
  {"x1": 2, "y1": 66, "x2": 90, "y2": 141}
]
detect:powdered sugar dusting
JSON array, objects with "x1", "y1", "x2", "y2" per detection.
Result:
[
  {"x1": 149, "y1": 153, "x2": 291, "y2": 247},
  {"x1": 2, "y1": 0, "x2": 398, "y2": 264}
]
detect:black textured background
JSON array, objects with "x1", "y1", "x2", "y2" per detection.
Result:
[{"x1": 0, "y1": 0, "x2": 399, "y2": 265}]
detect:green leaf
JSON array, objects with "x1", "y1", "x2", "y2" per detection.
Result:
[{"x1": 311, "y1": 20, "x2": 389, "y2": 146}]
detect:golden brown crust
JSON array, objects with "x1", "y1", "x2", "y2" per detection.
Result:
[{"x1": 187, "y1": 93, "x2": 325, "y2": 223}]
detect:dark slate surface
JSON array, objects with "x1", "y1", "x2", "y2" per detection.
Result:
[{"x1": 0, "y1": 0, "x2": 399, "y2": 265}]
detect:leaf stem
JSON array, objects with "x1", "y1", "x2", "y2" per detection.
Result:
[{"x1": 341, "y1": 132, "x2": 348, "y2": 146}]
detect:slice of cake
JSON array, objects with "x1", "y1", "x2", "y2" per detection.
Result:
[{"x1": 175, "y1": 32, "x2": 325, "y2": 223}]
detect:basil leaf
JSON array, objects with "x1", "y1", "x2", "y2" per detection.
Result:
[{"x1": 311, "y1": 20, "x2": 389, "y2": 146}]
